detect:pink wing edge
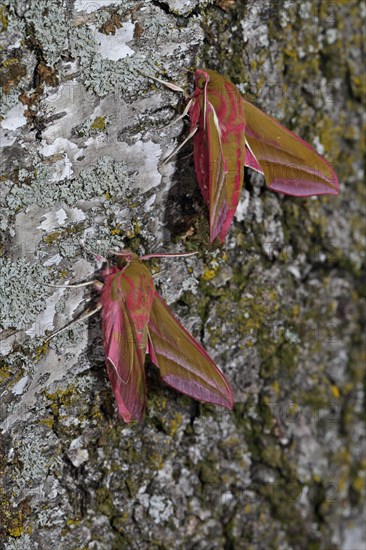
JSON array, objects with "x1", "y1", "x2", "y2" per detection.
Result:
[
  {"x1": 100, "y1": 277, "x2": 147, "y2": 423},
  {"x1": 147, "y1": 291, "x2": 234, "y2": 410},
  {"x1": 243, "y1": 99, "x2": 339, "y2": 197}
]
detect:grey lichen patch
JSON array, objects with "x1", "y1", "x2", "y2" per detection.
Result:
[
  {"x1": 68, "y1": 11, "x2": 158, "y2": 98},
  {"x1": 13, "y1": 432, "x2": 60, "y2": 485},
  {"x1": 0, "y1": 88, "x2": 22, "y2": 118},
  {"x1": 68, "y1": 3, "x2": 203, "y2": 98},
  {"x1": 5, "y1": 156, "x2": 130, "y2": 213},
  {"x1": 76, "y1": 49, "x2": 156, "y2": 100},
  {"x1": 22, "y1": 0, "x2": 69, "y2": 66},
  {"x1": 2, "y1": 424, "x2": 63, "y2": 542},
  {"x1": 0, "y1": 257, "x2": 49, "y2": 330},
  {"x1": 1, "y1": 0, "x2": 364, "y2": 548},
  {"x1": 4, "y1": 535, "x2": 33, "y2": 550}
]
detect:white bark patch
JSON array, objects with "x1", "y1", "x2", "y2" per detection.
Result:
[
  {"x1": 14, "y1": 206, "x2": 45, "y2": 258},
  {"x1": 39, "y1": 208, "x2": 67, "y2": 230},
  {"x1": 1, "y1": 103, "x2": 27, "y2": 131},
  {"x1": 43, "y1": 254, "x2": 63, "y2": 267},
  {"x1": 41, "y1": 136, "x2": 78, "y2": 154},
  {"x1": 43, "y1": 82, "x2": 96, "y2": 143},
  {"x1": 68, "y1": 438, "x2": 89, "y2": 467},
  {"x1": 119, "y1": 139, "x2": 162, "y2": 192},
  {"x1": 313, "y1": 136, "x2": 325, "y2": 155},
  {"x1": 234, "y1": 189, "x2": 250, "y2": 222},
  {"x1": 74, "y1": 0, "x2": 121, "y2": 13},
  {"x1": 41, "y1": 137, "x2": 84, "y2": 180},
  {"x1": 143, "y1": 194, "x2": 156, "y2": 211},
  {"x1": 1, "y1": 332, "x2": 22, "y2": 357},
  {"x1": 11, "y1": 376, "x2": 30, "y2": 396},
  {"x1": 94, "y1": 23, "x2": 135, "y2": 60},
  {"x1": 0, "y1": 130, "x2": 16, "y2": 147},
  {"x1": 53, "y1": 157, "x2": 74, "y2": 180},
  {"x1": 25, "y1": 288, "x2": 66, "y2": 338},
  {"x1": 38, "y1": 207, "x2": 86, "y2": 232},
  {"x1": 8, "y1": 38, "x2": 22, "y2": 49}
]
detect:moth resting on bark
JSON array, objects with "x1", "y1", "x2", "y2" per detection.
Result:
[
  {"x1": 48, "y1": 250, "x2": 233, "y2": 422},
  {"x1": 148, "y1": 69, "x2": 339, "y2": 242}
]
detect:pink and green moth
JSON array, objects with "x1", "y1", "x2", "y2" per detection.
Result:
[
  {"x1": 148, "y1": 69, "x2": 339, "y2": 242},
  {"x1": 99, "y1": 250, "x2": 233, "y2": 421},
  {"x1": 50, "y1": 250, "x2": 233, "y2": 422}
]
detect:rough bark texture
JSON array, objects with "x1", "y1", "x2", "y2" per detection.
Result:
[{"x1": 0, "y1": 1, "x2": 365, "y2": 549}]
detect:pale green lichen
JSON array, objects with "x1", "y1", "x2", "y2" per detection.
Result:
[
  {"x1": 5, "y1": 157, "x2": 129, "y2": 213},
  {"x1": 0, "y1": 88, "x2": 21, "y2": 118},
  {"x1": 4, "y1": 534, "x2": 33, "y2": 549},
  {"x1": 23, "y1": 0, "x2": 69, "y2": 66},
  {"x1": 69, "y1": 19, "x2": 157, "y2": 98},
  {"x1": 13, "y1": 438, "x2": 53, "y2": 485},
  {"x1": 0, "y1": 258, "x2": 49, "y2": 330},
  {"x1": 68, "y1": 4, "x2": 202, "y2": 98},
  {"x1": 1, "y1": 0, "x2": 364, "y2": 548}
]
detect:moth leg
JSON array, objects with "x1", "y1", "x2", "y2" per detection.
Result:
[
  {"x1": 161, "y1": 98, "x2": 193, "y2": 130},
  {"x1": 44, "y1": 280, "x2": 99, "y2": 289},
  {"x1": 163, "y1": 127, "x2": 198, "y2": 165},
  {"x1": 45, "y1": 304, "x2": 102, "y2": 343}
]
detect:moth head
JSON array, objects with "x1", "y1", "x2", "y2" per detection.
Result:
[
  {"x1": 111, "y1": 249, "x2": 139, "y2": 268},
  {"x1": 195, "y1": 69, "x2": 210, "y2": 90}
]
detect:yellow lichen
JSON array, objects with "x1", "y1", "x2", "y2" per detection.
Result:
[
  {"x1": 352, "y1": 476, "x2": 365, "y2": 493},
  {"x1": 7, "y1": 525, "x2": 25, "y2": 537},
  {"x1": 0, "y1": 6, "x2": 8, "y2": 32},
  {"x1": 133, "y1": 220, "x2": 141, "y2": 235},
  {"x1": 90, "y1": 116, "x2": 107, "y2": 131},
  {"x1": 2, "y1": 57, "x2": 18, "y2": 67},
  {"x1": 43, "y1": 231, "x2": 62, "y2": 244},
  {"x1": 202, "y1": 269, "x2": 216, "y2": 281},
  {"x1": 272, "y1": 380, "x2": 280, "y2": 398},
  {"x1": 34, "y1": 341, "x2": 49, "y2": 360},
  {"x1": 331, "y1": 385, "x2": 340, "y2": 398}
]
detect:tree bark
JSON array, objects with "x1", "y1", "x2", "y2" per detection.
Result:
[{"x1": 1, "y1": 1, "x2": 364, "y2": 549}]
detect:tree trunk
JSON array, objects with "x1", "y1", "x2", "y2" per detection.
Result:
[{"x1": 1, "y1": 1, "x2": 364, "y2": 548}]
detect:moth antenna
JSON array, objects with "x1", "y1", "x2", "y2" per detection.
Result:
[
  {"x1": 45, "y1": 304, "x2": 102, "y2": 343},
  {"x1": 107, "y1": 249, "x2": 133, "y2": 260},
  {"x1": 162, "y1": 127, "x2": 198, "y2": 165},
  {"x1": 141, "y1": 252, "x2": 198, "y2": 261},
  {"x1": 140, "y1": 71, "x2": 190, "y2": 99}
]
